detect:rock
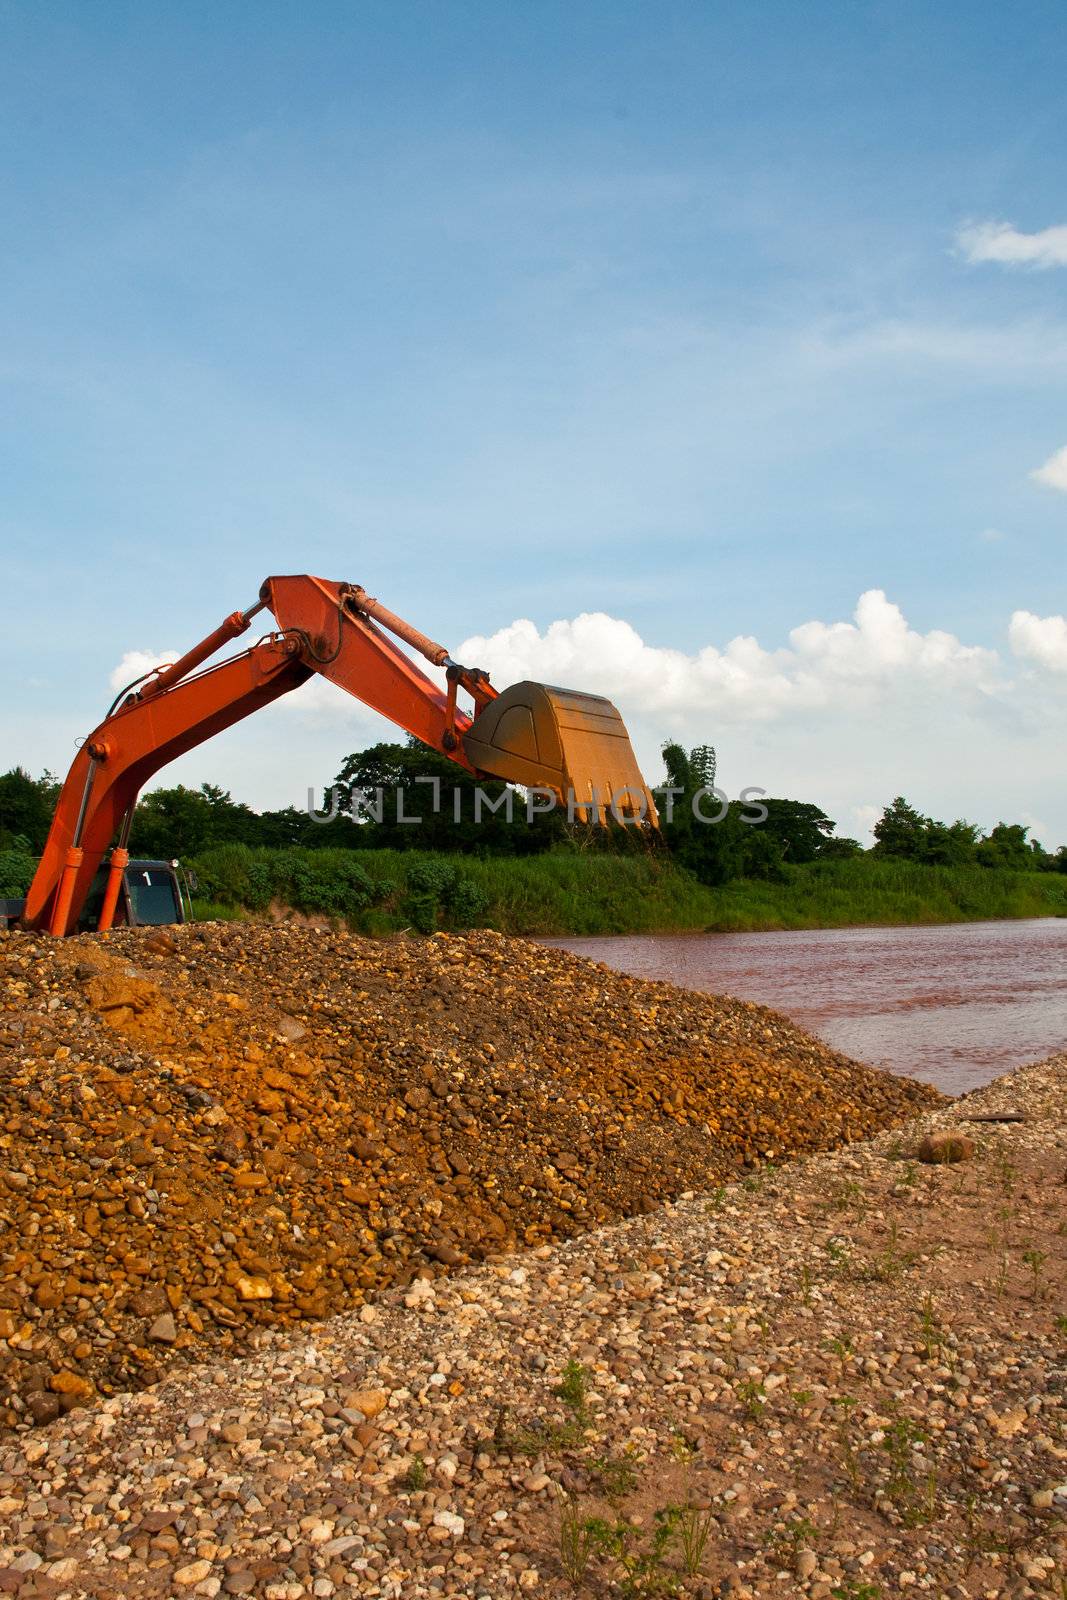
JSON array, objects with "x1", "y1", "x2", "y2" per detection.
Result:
[
  {"x1": 796, "y1": 1549, "x2": 818, "y2": 1580},
  {"x1": 344, "y1": 1387, "x2": 388, "y2": 1419},
  {"x1": 235, "y1": 1276, "x2": 273, "y2": 1301},
  {"x1": 174, "y1": 1559, "x2": 213, "y2": 1585},
  {"x1": 48, "y1": 1369, "x2": 93, "y2": 1399},
  {"x1": 917, "y1": 1131, "x2": 974, "y2": 1164},
  {"x1": 148, "y1": 1312, "x2": 178, "y2": 1343}
]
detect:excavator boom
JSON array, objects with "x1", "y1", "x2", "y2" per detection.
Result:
[{"x1": 22, "y1": 575, "x2": 657, "y2": 936}]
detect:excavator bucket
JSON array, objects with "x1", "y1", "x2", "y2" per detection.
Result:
[{"x1": 463, "y1": 681, "x2": 658, "y2": 825}]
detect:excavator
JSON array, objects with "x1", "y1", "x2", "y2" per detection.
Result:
[{"x1": 19, "y1": 574, "x2": 657, "y2": 937}]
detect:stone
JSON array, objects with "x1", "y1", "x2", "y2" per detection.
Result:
[
  {"x1": 917, "y1": 1131, "x2": 974, "y2": 1164},
  {"x1": 175, "y1": 1558, "x2": 213, "y2": 1585},
  {"x1": 796, "y1": 1549, "x2": 818, "y2": 1580},
  {"x1": 148, "y1": 1312, "x2": 178, "y2": 1343},
  {"x1": 344, "y1": 1387, "x2": 388, "y2": 1419}
]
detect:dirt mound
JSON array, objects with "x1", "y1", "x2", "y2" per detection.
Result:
[{"x1": 0, "y1": 922, "x2": 940, "y2": 1425}]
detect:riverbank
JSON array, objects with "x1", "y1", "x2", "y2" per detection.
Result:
[
  {"x1": 0, "y1": 922, "x2": 935, "y2": 1424},
  {"x1": 189, "y1": 844, "x2": 1067, "y2": 936},
  {"x1": 1, "y1": 1050, "x2": 1062, "y2": 1598}
]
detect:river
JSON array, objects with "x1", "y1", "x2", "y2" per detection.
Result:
[{"x1": 549, "y1": 918, "x2": 1067, "y2": 1095}]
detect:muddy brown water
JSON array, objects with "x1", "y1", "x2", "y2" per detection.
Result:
[{"x1": 548, "y1": 918, "x2": 1067, "y2": 1095}]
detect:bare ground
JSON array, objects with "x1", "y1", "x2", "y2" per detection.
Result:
[{"x1": 0, "y1": 1051, "x2": 1063, "y2": 1600}]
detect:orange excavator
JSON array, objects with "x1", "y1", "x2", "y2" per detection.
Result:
[{"x1": 21, "y1": 574, "x2": 657, "y2": 937}]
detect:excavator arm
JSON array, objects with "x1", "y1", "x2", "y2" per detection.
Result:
[{"x1": 23, "y1": 574, "x2": 657, "y2": 936}]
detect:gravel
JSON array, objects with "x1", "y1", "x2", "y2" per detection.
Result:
[
  {"x1": 0, "y1": 922, "x2": 935, "y2": 1419},
  {"x1": 1, "y1": 925, "x2": 1062, "y2": 1598}
]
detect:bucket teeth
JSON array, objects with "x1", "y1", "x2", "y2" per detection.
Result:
[{"x1": 463, "y1": 680, "x2": 658, "y2": 826}]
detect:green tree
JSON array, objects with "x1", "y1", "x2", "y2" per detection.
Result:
[
  {"x1": 871, "y1": 797, "x2": 931, "y2": 860},
  {"x1": 975, "y1": 822, "x2": 1034, "y2": 871},
  {"x1": 0, "y1": 768, "x2": 59, "y2": 852},
  {"x1": 659, "y1": 742, "x2": 744, "y2": 886},
  {"x1": 333, "y1": 738, "x2": 562, "y2": 854},
  {"x1": 756, "y1": 799, "x2": 840, "y2": 864}
]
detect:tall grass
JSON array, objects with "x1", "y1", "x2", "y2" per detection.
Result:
[{"x1": 189, "y1": 843, "x2": 1067, "y2": 937}]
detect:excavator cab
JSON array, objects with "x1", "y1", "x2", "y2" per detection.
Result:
[{"x1": 78, "y1": 859, "x2": 193, "y2": 931}]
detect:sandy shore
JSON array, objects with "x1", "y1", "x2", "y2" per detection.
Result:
[{"x1": 0, "y1": 1052, "x2": 1064, "y2": 1600}]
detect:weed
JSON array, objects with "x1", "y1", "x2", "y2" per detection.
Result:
[
  {"x1": 704, "y1": 1186, "x2": 727, "y2": 1212},
  {"x1": 830, "y1": 1178, "x2": 864, "y2": 1213},
  {"x1": 1055, "y1": 1313, "x2": 1067, "y2": 1337},
  {"x1": 899, "y1": 1161, "x2": 918, "y2": 1188},
  {"x1": 861, "y1": 1222, "x2": 919, "y2": 1284},
  {"x1": 581, "y1": 1510, "x2": 681, "y2": 1595},
  {"x1": 994, "y1": 1151, "x2": 1019, "y2": 1196},
  {"x1": 830, "y1": 1584, "x2": 881, "y2": 1600},
  {"x1": 558, "y1": 1492, "x2": 598, "y2": 1587},
  {"x1": 917, "y1": 1294, "x2": 944, "y2": 1361},
  {"x1": 880, "y1": 1412, "x2": 938, "y2": 1526},
  {"x1": 770, "y1": 1515, "x2": 819, "y2": 1557},
  {"x1": 589, "y1": 1448, "x2": 641, "y2": 1503},
  {"x1": 992, "y1": 1253, "x2": 1011, "y2": 1299},
  {"x1": 792, "y1": 1388, "x2": 815, "y2": 1408},
  {"x1": 555, "y1": 1358, "x2": 591, "y2": 1425},
  {"x1": 824, "y1": 1334, "x2": 855, "y2": 1361},
  {"x1": 961, "y1": 1492, "x2": 1013, "y2": 1569},
  {"x1": 1022, "y1": 1246, "x2": 1047, "y2": 1300},
  {"x1": 826, "y1": 1237, "x2": 851, "y2": 1269},
  {"x1": 735, "y1": 1376, "x2": 767, "y2": 1421},
  {"x1": 798, "y1": 1262, "x2": 817, "y2": 1305},
  {"x1": 830, "y1": 1396, "x2": 862, "y2": 1494},
  {"x1": 401, "y1": 1453, "x2": 428, "y2": 1491}
]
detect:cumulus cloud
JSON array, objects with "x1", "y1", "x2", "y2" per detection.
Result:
[
  {"x1": 109, "y1": 648, "x2": 179, "y2": 691},
  {"x1": 1009, "y1": 609, "x2": 1067, "y2": 672},
  {"x1": 957, "y1": 220, "x2": 1067, "y2": 269},
  {"x1": 1031, "y1": 443, "x2": 1067, "y2": 492},
  {"x1": 455, "y1": 590, "x2": 1001, "y2": 725}
]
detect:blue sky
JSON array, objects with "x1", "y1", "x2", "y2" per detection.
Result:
[{"x1": 2, "y1": 1, "x2": 1066, "y2": 843}]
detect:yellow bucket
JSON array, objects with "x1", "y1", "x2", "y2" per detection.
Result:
[{"x1": 463, "y1": 681, "x2": 658, "y2": 825}]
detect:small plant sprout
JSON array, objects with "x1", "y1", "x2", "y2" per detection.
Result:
[
  {"x1": 735, "y1": 1376, "x2": 767, "y2": 1421},
  {"x1": 557, "y1": 1491, "x2": 598, "y2": 1588},
  {"x1": 880, "y1": 1411, "x2": 938, "y2": 1526},
  {"x1": 1022, "y1": 1246, "x2": 1047, "y2": 1299},
  {"x1": 555, "y1": 1358, "x2": 591, "y2": 1425},
  {"x1": 402, "y1": 1453, "x2": 428, "y2": 1491},
  {"x1": 917, "y1": 1293, "x2": 943, "y2": 1360}
]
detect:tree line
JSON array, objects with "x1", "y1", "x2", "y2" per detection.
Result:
[{"x1": 1, "y1": 744, "x2": 1064, "y2": 896}]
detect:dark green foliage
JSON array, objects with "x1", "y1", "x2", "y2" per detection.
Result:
[
  {"x1": 0, "y1": 768, "x2": 59, "y2": 852},
  {"x1": 332, "y1": 739, "x2": 564, "y2": 854},
  {"x1": 758, "y1": 799, "x2": 841, "y2": 864},
  {"x1": 659, "y1": 742, "x2": 745, "y2": 887},
  {"x1": 975, "y1": 822, "x2": 1036, "y2": 872},
  {"x1": 402, "y1": 858, "x2": 490, "y2": 932},
  {"x1": 0, "y1": 846, "x2": 36, "y2": 898}
]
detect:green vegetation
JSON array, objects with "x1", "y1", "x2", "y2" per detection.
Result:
[
  {"x1": 194, "y1": 848, "x2": 1066, "y2": 934},
  {"x1": 3, "y1": 753, "x2": 1065, "y2": 934}
]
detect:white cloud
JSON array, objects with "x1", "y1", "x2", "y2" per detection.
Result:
[
  {"x1": 1009, "y1": 609, "x2": 1067, "y2": 672},
  {"x1": 957, "y1": 220, "x2": 1067, "y2": 269},
  {"x1": 107, "y1": 594, "x2": 1067, "y2": 846},
  {"x1": 1031, "y1": 443, "x2": 1067, "y2": 493},
  {"x1": 456, "y1": 589, "x2": 1001, "y2": 726},
  {"x1": 109, "y1": 648, "x2": 179, "y2": 691}
]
